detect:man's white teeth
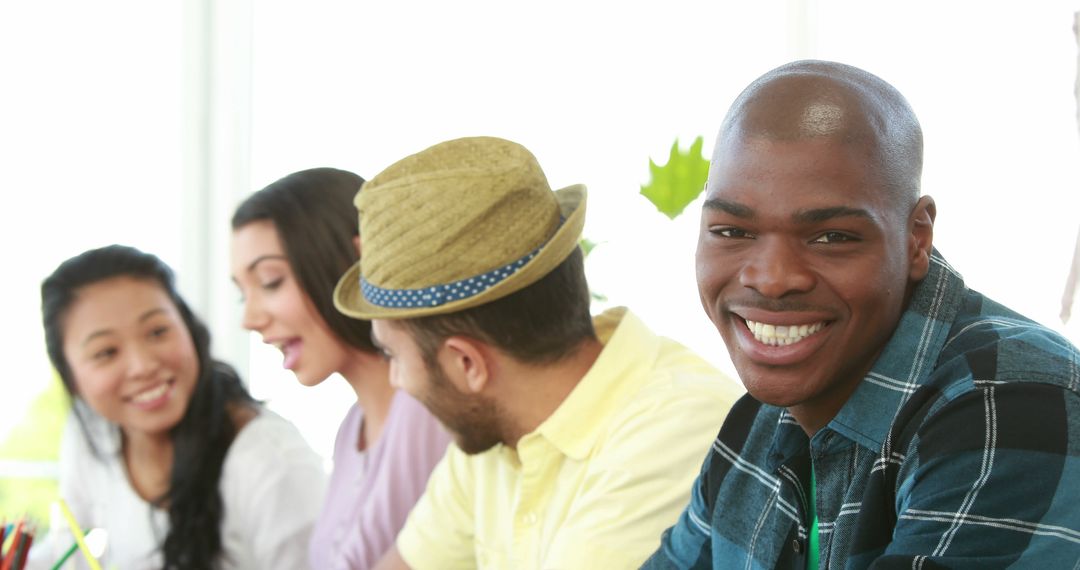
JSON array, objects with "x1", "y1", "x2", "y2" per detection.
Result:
[
  {"x1": 132, "y1": 383, "x2": 169, "y2": 404},
  {"x1": 745, "y1": 319, "x2": 825, "y2": 346}
]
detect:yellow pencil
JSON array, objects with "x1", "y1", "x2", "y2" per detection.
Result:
[{"x1": 56, "y1": 499, "x2": 102, "y2": 570}]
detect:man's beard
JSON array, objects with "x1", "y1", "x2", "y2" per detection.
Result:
[{"x1": 422, "y1": 361, "x2": 503, "y2": 455}]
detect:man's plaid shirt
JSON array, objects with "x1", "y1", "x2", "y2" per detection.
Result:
[{"x1": 643, "y1": 251, "x2": 1080, "y2": 569}]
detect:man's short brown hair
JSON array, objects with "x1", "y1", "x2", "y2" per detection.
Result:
[{"x1": 399, "y1": 247, "x2": 596, "y2": 368}]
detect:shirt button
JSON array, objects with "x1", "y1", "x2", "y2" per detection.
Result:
[
  {"x1": 524, "y1": 512, "x2": 538, "y2": 525},
  {"x1": 792, "y1": 539, "x2": 803, "y2": 554}
]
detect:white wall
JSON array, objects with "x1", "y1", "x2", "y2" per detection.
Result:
[
  {"x1": 1, "y1": 1, "x2": 186, "y2": 436},
  {"x1": 4, "y1": 1, "x2": 1080, "y2": 460}
]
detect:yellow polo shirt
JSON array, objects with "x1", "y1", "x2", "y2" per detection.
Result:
[{"x1": 396, "y1": 307, "x2": 743, "y2": 569}]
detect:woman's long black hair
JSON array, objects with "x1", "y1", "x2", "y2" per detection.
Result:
[
  {"x1": 232, "y1": 166, "x2": 377, "y2": 353},
  {"x1": 41, "y1": 244, "x2": 254, "y2": 569}
]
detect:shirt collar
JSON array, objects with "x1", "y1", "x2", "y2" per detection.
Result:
[
  {"x1": 532, "y1": 307, "x2": 660, "y2": 461},
  {"x1": 827, "y1": 249, "x2": 966, "y2": 452}
]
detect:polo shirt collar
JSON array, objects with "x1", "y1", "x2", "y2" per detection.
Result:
[{"x1": 534, "y1": 307, "x2": 659, "y2": 461}]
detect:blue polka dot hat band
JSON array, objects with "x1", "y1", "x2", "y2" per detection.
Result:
[{"x1": 361, "y1": 247, "x2": 541, "y2": 309}]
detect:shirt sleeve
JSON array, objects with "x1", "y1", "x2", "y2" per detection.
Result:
[
  {"x1": 871, "y1": 382, "x2": 1080, "y2": 568},
  {"x1": 542, "y1": 381, "x2": 733, "y2": 569},
  {"x1": 640, "y1": 462, "x2": 716, "y2": 570},
  {"x1": 223, "y1": 412, "x2": 328, "y2": 570},
  {"x1": 394, "y1": 445, "x2": 477, "y2": 570}
]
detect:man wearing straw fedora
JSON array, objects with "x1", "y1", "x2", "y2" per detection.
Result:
[{"x1": 334, "y1": 136, "x2": 743, "y2": 569}]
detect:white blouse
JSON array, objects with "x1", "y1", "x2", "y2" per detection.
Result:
[{"x1": 31, "y1": 404, "x2": 327, "y2": 569}]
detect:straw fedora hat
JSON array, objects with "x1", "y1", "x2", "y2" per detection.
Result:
[{"x1": 333, "y1": 136, "x2": 587, "y2": 320}]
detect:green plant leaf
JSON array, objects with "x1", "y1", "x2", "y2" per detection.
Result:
[
  {"x1": 639, "y1": 136, "x2": 710, "y2": 219},
  {"x1": 579, "y1": 237, "x2": 599, "y2": 258}
]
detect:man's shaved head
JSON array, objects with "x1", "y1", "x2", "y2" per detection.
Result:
[
  {"x1": 715, "y1": 60, "x2": 923, "y2": 213},
  {"x1": 698, "y1": 60, "x2": 938, "y2": 434}
]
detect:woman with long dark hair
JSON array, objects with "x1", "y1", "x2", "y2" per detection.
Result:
[
  {"x1": 36, "y1": 244, "x2": 326, "y2": 569},
  {"x1": 230, "y1": 168, "x2": 450, "y2": 569}
]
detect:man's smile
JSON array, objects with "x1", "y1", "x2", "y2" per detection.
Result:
[{"x1": 742, "y1": 318, "x2": 827, "y2": 346}]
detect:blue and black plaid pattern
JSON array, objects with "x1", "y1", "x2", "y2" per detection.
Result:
[{"x1": 643, "y1": 250, "x2": 1080, "y2": 569}]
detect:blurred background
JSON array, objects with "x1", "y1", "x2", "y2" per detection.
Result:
[{"x1": 3, "y1": 0, "x2": 1080, "y2": 521}]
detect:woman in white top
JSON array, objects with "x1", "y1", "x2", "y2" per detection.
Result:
[{"x1": 37, "y1": 245, "x2": 326, "y2": 569}]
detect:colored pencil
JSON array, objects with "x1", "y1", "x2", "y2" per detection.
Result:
[
  {"x1": 49, "y1": 528, "x2": 90, "y2": 570},
  {"x1": 12, "y1": 530, "x2": 31, "y2": 570},
  {"x1": 0, "y1": 520, "x2": 24, "y2": 570},
  {"x1": 55, "y1": 500, "x2": 101, "y2": 570}
]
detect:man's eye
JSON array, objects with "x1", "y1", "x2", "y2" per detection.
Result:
[
  {"x1": 709, "y1": 227, "x2": 753, "y2": 239},
  {"x1": 811, "y1": 232, "x2": 857, "y2": 244}
]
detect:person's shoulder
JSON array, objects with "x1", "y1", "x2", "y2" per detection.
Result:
[
  {"x1": 590, "y1": 328, "x2": 744, "y2": 449},
  {"x1": 331, "y1": 402, "x2": 363, "y2": 454},
  {"x1": 611, "y1": 311, "x2": 739, "y2": 392},
  {"x1": 631, "y1": 335, "x2": 745, "y2": 412},
  {"x1": 936, "y1": 288, "x2": 1080, "y2": 394},
  {"x1": 704, "y1": 394, "x2": 782, "y2": 463},
  {"x1": 226, "y1": 406, "x2": 322, "y2": 468},
  {"x1": 218, "y1": 407, "x2": 326, "y2": 511},
  {"x1": 594, "y1": 361, "x2": 746, "y2": 465},
  {"x1": 889, "y1": 290, "x2": 1080, "y2": 462}
]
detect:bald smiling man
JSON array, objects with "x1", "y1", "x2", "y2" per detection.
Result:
[{"x1": 643, "y1": 60, "x2": 1080, "y2": 569}]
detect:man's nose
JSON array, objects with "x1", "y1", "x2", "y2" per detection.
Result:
[{"x1": 738, "y1": 237, "x2": 816, "y2": 298}]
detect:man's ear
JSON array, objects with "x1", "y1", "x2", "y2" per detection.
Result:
[
  {"x1": 439, "y1": 336, "x2": 491, "y2": 394},
  {"x1": 353, "y1": 235, "x2": 362, "y2": 256},
  {"x1": 908, "y1": 195, "x2": 936, "y2": 282}
]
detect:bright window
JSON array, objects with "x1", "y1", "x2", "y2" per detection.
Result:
[
  {"x1": 0, "y1": 0, "x2": 185, "y2": 520},
  {"x1": 4, "y1": 1, "x2": 1080, "y2": 522}
]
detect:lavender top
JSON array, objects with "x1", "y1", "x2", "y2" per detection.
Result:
[{"x1": 308, "y1": 389, "x2": 451, "y2": 569}]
